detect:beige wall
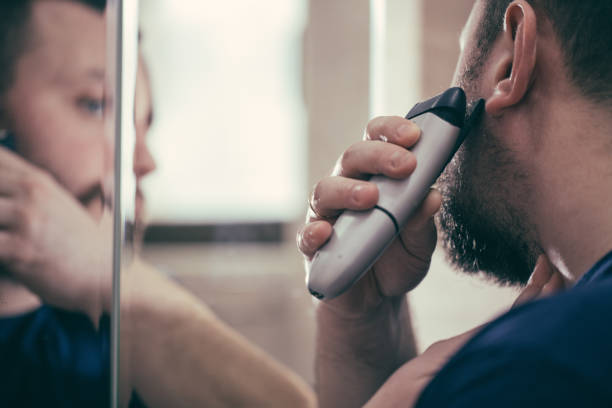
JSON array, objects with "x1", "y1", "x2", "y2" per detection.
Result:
[
  {"x1": 422, "y1": 0, "x2": 474, "y2": 96},
  {"x1": 304, "y1": 0, "x2": 371, "y2": 189}
]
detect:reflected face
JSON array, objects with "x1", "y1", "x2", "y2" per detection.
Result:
[
  {"x1": 437, "y1": 2, "x2": 538, "y2": 285},
  {"x1": 134, "y1": 60, "x2": 157, "y2": 226},
  {"x1": 4, "y1": 0, "x2": 108, "y2": 219},
  {"x1": 4, "y1": 1, "x2": 157, "y2": 228}
]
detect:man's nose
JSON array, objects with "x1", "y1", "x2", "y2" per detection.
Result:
[{"x1": 133, "y1": 139, "x2": 156, "y2": 179}]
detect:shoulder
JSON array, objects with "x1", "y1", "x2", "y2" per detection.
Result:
[
  {"x1": 416, "y1": 279, "x2": 612, "y2": 407},
  {"x1": 416, "y1": 343, "x2": 611, "y2": 408}
]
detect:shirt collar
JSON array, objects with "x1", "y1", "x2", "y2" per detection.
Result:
[{"x1": 574, "y1": 250, "x2": 612, "y2": 288}]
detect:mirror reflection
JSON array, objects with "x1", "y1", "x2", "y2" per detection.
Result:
[{"x1": 0, "y1": 0, "x2": 112, "y2": 406}]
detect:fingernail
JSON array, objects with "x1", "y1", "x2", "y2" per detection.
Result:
[
  {"x1": 305, "y1": 226, "x2": 314, "y2": 239},
  {"x1": 397, "y1": 123, "x2": 420, "y2": 139},
  {"x1": 352, "y1": 184, "x2": 367, "y2": 205},
  {"x1": 390, "y1": 151, "x2": 410, "y2": 169},
  {"x1": 526, "y1": 273, "x2": 535, "y2": 285},
  {"x1": 301, "y1": 224, "x2": 319, "y2": 249},
  {"x1": 527, "y1": 255, "x2": 547, "y2": 285},
  {"x1": 527, "y1": 258, "x2": 541, "y2": 284}
]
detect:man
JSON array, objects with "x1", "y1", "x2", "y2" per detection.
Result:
[
  {"x1": 0, "y1": 1, "x2": 315, "y2": 407},
  {"x1": 298, "y1": 0, "x2": 612, "y2": 406}
]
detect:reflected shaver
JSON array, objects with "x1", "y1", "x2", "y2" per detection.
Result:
[{"x1": 307, "y1": 87, "x2": 485, "y2": 300}]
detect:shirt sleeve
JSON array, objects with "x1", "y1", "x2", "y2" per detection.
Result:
[{"x1": 415, "y1": 346, "x2": 611, "y2": 408}]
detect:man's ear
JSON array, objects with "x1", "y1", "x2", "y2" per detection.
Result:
[{"x1": 486, "y1": 1, "x2": 537, "y2": 116}]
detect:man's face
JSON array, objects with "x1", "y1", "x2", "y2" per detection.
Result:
[
  {"x1": 134, "y1": 61, "x2": 156, "y2": 228},
  {"x1": 4, "y1": 0, "x2": 109, "y2": 219},
  {"x1": 437, "y1": 2, "x2": 539, "y2": 285},
  {"x1": 4, "y1": 1, "x2": 157, "y2": 227}
]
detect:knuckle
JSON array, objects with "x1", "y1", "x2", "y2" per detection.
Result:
[
  {"x1": 15, "y1": 204, "x2": 31, "y2": 227},
  {"x1": 16, "y1": 202, "x2": 44, "y2": 240},
  {"x1": 372, "y1": 146, "x2": 390, "y2": 174},
  {"x1": 19, "y1": 174, "x2": 36, "y2": 198},
  {"x1": 19, "y1": 171, "x2": 48, "y2": 201}
]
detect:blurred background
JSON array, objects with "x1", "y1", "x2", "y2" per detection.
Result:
[{"x1": 137, "y1": 0, "x2": 519, "y2": 384}]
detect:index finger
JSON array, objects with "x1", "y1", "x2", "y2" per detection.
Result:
[
  {"x1": 512, "y1": 255, "x2": 553, "y2": 308},
  {"x1": 365, "y1": 116, "x2": 421, "y2": 147},
  {"x1": 0, "y1": 146, "x2": 32, "y2": 173},
  {"x1": 297, "y1": 220, "x2": 333, "y2": 260},
  {"x1": 0, "y1": 173, "x2": 20, "y2": 196}
]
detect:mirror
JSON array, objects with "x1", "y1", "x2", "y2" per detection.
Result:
[
  {"x1": 0, "y1": 1, "x2": 113, "y2": 406},
  {"x1": 114, "y1": 0, "x2": 317, "y2": 406}
]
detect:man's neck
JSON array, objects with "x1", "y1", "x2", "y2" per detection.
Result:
[{"x1": 531, "y1": 102, "x2": 612, "y2": 284}]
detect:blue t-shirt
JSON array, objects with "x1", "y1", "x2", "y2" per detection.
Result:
[
  {"x1": 0, "y1": 307, "x2": 110, "y2": 407},
  {"x1": 0, "y1": 306, "x2": 146, "y2": 407},
  {"x1": 416, "y1": 251, "x2": 612, "y2": 407}
]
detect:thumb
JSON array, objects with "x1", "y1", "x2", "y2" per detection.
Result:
[{"x1": 512, "y1": 254, "x2": 553, "y2": 308}]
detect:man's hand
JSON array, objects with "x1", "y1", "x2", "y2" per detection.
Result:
[
  {"x1": 0, "y1": 147, "x2": 111, "y2": 321},
  {"x1": 512, "y1": 254, "x2": 566, "y2": 307},
  {"x1": 297, "y1": 116, "x2": 442, "y2": 407},
  {"x1": 298, "y1": 116, "x2": 441, "y2": 315}
]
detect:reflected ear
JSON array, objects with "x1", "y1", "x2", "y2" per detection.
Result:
[{"x1": 486, "y1": 1, "x2": 537, "y2": 115}]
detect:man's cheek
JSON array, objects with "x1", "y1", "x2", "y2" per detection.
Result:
[
  {"x1": 451, "y1": 54, "x2": 469, "y2": 88},
  {"x1": 59, "y1": 149, "x2": 105, "y2": 192},
  {"x1": 16, "y1": 102, "x2": 63, "y2": 154}
]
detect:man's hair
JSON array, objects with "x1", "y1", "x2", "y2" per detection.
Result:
[
  {"x1": 0, "y1": 0, "x2": 106, "y2": 97},
  {"x1": 470, "y1": 0, "x2": 612, "y2": 104}
]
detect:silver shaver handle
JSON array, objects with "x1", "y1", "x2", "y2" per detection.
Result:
[
  {"x1": 375, "y1": 112, "x2": 461, "y2": 226},
  {"x1": 307, "y1": 112, "x2": 462, "y2": 300}
]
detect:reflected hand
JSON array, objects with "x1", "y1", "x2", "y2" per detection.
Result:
[
  {"x1": 297, "y1": 116, "x2": 441, "y2": 316},
  {"x1": 0, "y1": 147, "x2": 111, "y2": 321}
]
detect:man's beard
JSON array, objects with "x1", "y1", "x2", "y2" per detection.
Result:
[{"x1": 437, "y1": 118, "x2": 540, "y2": 286}]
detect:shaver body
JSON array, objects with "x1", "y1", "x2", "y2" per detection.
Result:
[{"x1": 307, "y1": 87, "x2": 479, "y2": 300}]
